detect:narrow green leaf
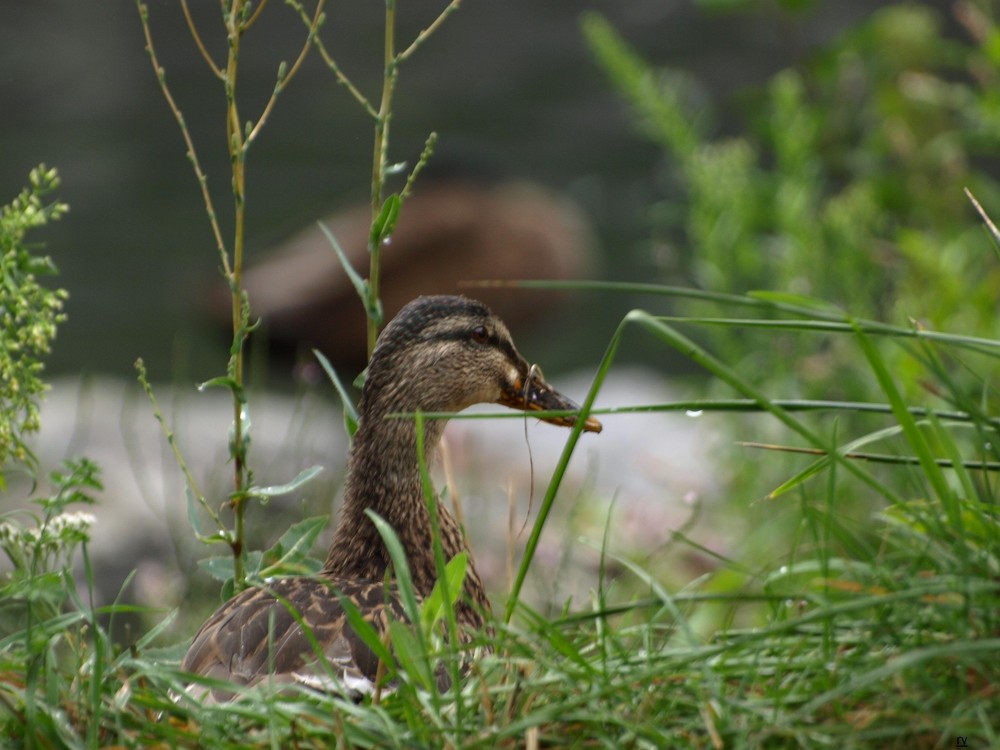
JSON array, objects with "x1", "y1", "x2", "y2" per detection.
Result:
[
  {"x1": 388, "y1": 620, "x2": 433, "y2": 691},
  {"x1": 420, "y1": 552, "x2": 468, "y2": 633},
  {"x1": 660, "y1": 316, "x2": 854, "y2": 332},
  {"x1": 414, "y1": 410, "x2": 458, "y2": 711},
  {"x1": 369, "y1": 193, "x2": 401, "y2": 248},
  {"x1": 260, "y1": 515, "x2": 328, "y2": 575},
  {"x1": 495, "y1": 279, "x2": 1000, "y2": 357},
  {"x1": 197, "y1": 375, "x2": 244, "y2": 399},
  {"x1": 313, "y1": 348, "x2": 359, "y2": 438},
  {"x1": 318, "y1": 221, "x2": 367, "y2": 303},
  {"x1": 965, "y1": 187, "x2": 1000, "y2": 257},
  {"x1": 538, "y1": 620, "x2": 597, "y2": 674},
  {"x1": 337, "y1": 591, "x2": 396, "y2": 670},
  {"x1": 767, "y1": 422, "x2": 906, "y2": 499},
  {"x1": 247, "y1": 466, "x2": 323, "y2": 499},
  {"x1": 353, "y1": 367, "x2": 367, "y2": 392},
  {"x1": 197, "y1": 555, "x2": 235, "y2": 583},
  {"x1": 132, "y1": 609, "x2": 178, "y2": 652},
  {"x1": 763, "y1": 558, "x2": 872, "y2": 589},
  {"x1": 365, "y1": 510, "x2": 420, "y2": 626},
  {"x1": 505, "y1": 315, "x2": 615, "y2": 622},
  {"x1": 849, "y1": 320, "x2": 953, "y2": 505},
  {"x1": 766, "y1": 457, "x2": 831, "y2": 500},
  {"x1": 0, "y1": 610, "x2": 89, "y2": 651},
  {"x1": 185, "y1": 485, "x2": 206, "y2": 538},
  {"x1": 797, "y1": 639, "x2": 1000, "y2": 717},
  {"x1": 185, "y1": 487, "x2": 234, "y2": 546},
  {"x1": 747, "y1": 290, "x2": 841, "y2": 312},
  {"x1": 273, "y1": 515, "x2": 328, "y2": 556},
  {"x1": 629, "y1": 310, "x2": 903, "y2": 506}
]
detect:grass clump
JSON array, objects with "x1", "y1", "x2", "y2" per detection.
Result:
[
  {"x1": 2, "y1": 3, "x2": 999, "y2": 748},
  {"x1": 4, "y1": 288, "x2": 998, "y2": 748}
]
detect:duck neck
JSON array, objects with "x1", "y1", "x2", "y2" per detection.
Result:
[{"x1": 322, "y1": 407, "x2": 488, "y2": 621}]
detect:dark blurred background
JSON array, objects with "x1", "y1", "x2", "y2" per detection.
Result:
[{"x1": 0, "y1": 0, "x2": 916, "y2": 383}]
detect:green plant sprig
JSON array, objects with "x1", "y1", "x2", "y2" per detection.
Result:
[
  {"x1": 0, "y1": 166, "x2": 68, "y2": 478},
  {"x1": 289, "y1": 0, "x2": 463, "y2": 358},
  {"x1": 135, "y1": 0, "x2": 322, "y2": 588}
]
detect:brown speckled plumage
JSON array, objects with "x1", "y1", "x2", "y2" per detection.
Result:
[{"x1": 181, "y1": 295, "x2": 601, "y2": 699}]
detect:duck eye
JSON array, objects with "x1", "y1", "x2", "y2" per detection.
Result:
[{"x1": 471, "y1": 325, "x2": 489, "y2": 344}]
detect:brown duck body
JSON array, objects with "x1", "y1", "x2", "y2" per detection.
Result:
[{"x1": 181, "y1": 295, "x2": 600, "y2": 698}]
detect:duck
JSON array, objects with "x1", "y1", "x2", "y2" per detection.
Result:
[
  {"x1": 207, "y1": 172, "x2": 597, "y2": 376},
  {"x1": 181, "y1": 295, "x2": 602, "y2": 699}
]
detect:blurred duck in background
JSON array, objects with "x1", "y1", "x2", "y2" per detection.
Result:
[{"x1": 208, "y1": 168, "x2": 597, "y2": 375}]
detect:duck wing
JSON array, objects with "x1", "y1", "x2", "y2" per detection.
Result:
[{"x1": 181, "y1": 576, "x2": 404, "y2": 701}]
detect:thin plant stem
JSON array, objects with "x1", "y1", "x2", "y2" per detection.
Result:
[
  {"x1": 245, "y1": 0, "x2": 325, "y2": 146},
  {"x1": 287, "y1": 0, "x2": 464, "y2": 356},
  {"x1": 401, "y1": 131, "x2": 438, "y2": 199},
  {"x1": 397, "y1": 0, "x2": 464, "y2": 63},
  {"x1": 134, "y1": 359, "x2": 223, "y2": 532},
  {"x1": 219, "y1": 0, "x2": 320, "y2": 584},
  {"x1": 135, "y1": 0, "x2": 230, "y2": 277},
  {"x1": 244, "y1": 0, "x2": 271, "y2": 30},
  {"x1": 288, "y1": 0, "x2": 376, "y2": 116},
  {"x1": 367, "y1": 0, "x2": 399, "y2": 358},
  {"x1": 738, "y1": 441, "x2": 1000, "y2": 471},
  {"x1": 137, "y1": 0, "x2": 319, "y2": 588},
  {"x1": 223, "y1": 0, "x2": 250, "y2": 586},
  {"x1": 180, "y1": 0, "x2": 224, "y2": 78}
]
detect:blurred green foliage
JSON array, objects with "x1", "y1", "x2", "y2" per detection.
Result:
[
  {"x1": 0, "y1": 166, "x2": 68, "y2": 477},
  {"x1": 584, "y1": 3, "x2": 1000, "y2": 401}
]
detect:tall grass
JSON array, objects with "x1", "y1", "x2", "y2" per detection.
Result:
[
  {"x1": 4, "y1": 280, "x2": 999, "y2": 747},
  {"x1": 3, "y1": 2, "x2": 999, "y2": 747}
]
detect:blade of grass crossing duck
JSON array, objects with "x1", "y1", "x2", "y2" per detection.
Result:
[
  {"x1": 503, "y1": 314, "x2": 620, "y2": 623},
  {"x1": 415, "y1": 410, "x2": 463, "y2": 714}
]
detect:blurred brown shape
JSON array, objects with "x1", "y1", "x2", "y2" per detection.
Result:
[{"x1": 211, "y1": 177, "x2": 596, "y2": 375}]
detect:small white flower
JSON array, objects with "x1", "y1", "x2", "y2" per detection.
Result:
[{"x1": 48, "y1": 511, "x2": 96, "y2": 536}]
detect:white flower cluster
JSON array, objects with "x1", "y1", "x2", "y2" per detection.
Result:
[
  {"x1": 0, "y1": 511, "x2": 96, "y2": 548},
  {"x1": 46, "y1": 511, "x2": 97, "y2": 538}
]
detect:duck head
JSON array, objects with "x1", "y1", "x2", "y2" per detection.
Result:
[{"x1": 361, "y1": 295, "x2": 602, "y2": 433}]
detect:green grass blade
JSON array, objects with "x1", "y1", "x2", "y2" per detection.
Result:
[
  {"x1": 318, "y1": 221, "x2": 367, "y2": 304},
  {"x1": 629, "y1": 310, "x2": 904, "y2": 506},
  {"x1": 503, "y1": 315, "x2": 621, "y2": 623},
  {"x1": 313, "y1": 348, "x2": 359, "y2": 438},
  {"x1": 849, "y1": 319, "x2": 953, "y2": 505},
  {"x1": 364, "y1": 510, "x2": 420, "y2": 626}
]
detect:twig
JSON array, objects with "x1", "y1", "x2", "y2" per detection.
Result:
[
  {"x1": 135, "y1": 0, "x2": 230, "y2": 278},
  {"x1": 180, "y1": 0, "x2": 224, "y2": 78},
  {"x1": 286, "y1": 0, "x2": 465, "y2": 357},
  {"x1": 245, "y1": 0, "x2": 325, "y2": 146},
  {"x1": 244, "y1": 0, "x2": 271, "y2": 30},
  {"x1": 133, "y1": 359, "x2": 222, "y2": 529},
  {"x1": 222, "y1": 0, "x2": 250, "y2": 586},
  {"x1": 366, "y1": 0, "x2": 400, "y2": 357},
  {"x1": 397, "y1": 0, "x2": 464, "y2": 63},
  {"x1": 965, "y1": 186, "x2": 1000, "y2": 248},
  {"x1": 401, "y1": 131, "x2": 438, "y2": 199},
  {"x1": 287, "y1": 0, "x2": 376, "y2": 116}
]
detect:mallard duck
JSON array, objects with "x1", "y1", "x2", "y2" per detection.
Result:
[{"x1": 181, "y1": 295, "x2": 601, "y2": 699}]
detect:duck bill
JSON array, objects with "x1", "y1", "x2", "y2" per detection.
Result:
[{"x1": 498, "y1": 373, "x2": 603, "y2": 433}]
